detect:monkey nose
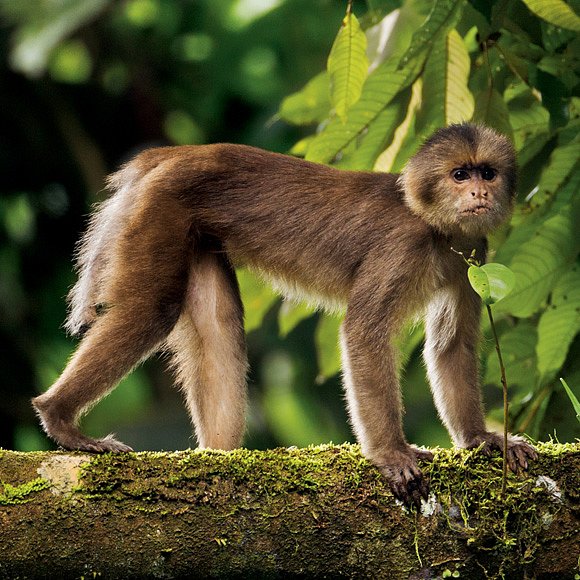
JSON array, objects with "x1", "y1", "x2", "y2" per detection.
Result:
[{"x1": 471, "y1": 190, "x2": 488, "y2": 198}]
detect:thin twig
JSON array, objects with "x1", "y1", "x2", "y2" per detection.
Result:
[{"x1": 486, "y1": 304, "x2": 508, "y2": 496}]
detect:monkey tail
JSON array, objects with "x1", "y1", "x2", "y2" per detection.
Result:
[{"x1": 65, "y1": 163, "x2": 141, "y2": 336}]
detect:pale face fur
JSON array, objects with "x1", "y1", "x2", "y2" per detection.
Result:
[{"x1": 399, "y1": 124, "x2": 517, "y2": 237}]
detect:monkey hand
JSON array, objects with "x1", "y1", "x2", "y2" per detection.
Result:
[
  {"x1": 464, "y1": 431, "x2": 538, "y2": 472},
  {"x1": 376, "y1": 445, "x2": 433, "y2": 507}
]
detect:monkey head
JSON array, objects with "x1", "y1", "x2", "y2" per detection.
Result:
[{"x1": 399, "y1": 123, "x2": 517, "y2": 237}]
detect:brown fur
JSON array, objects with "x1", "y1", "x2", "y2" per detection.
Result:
[{"x1": 33, "y1": 123, "x2": 536, "y2": 504}]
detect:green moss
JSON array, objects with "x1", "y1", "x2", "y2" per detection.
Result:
[
  {"x1": 0, "y1": 477, "x2": 51, "y2": 505},
  {"x1": 422, "y1": 443, "x2": 579, "y2": 577}
]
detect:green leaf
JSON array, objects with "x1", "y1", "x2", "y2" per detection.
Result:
[
  {"x1": 315, "y1": 314, "x2": 343, "y2": 379},
  {"x1": 495, "y1": 203, "x2": 580, "y2": 318},
  {"x1": 520, "y1": 0, "x2": 580, "y2": 31},
  {"x1": 416, "y1": 29, "x2": 474, "y2": 133},
  {"x1": 559, "y1": 378, "x2": 580, "y2": 421},
  {"x1": 306, "y1": 0, "x2": 464, "y2": 164},
  {"x1": 468, "y1": 265, "x2": 492, "y2": 304},
  {"x1": 278, "y1": 301, "x2": 316, "y2": 337},
  {"x1": 374, "y1": 79, "x2": 422, "y2": 172},
  {"x1": 536, "y1": 264, "x2": 580, "y2": 384},
  {"x1": 526, "y1": 140, "x2": 580, "y2": 209},
  {"x1": 278, "y1": 72, "x2": 331, "y2": 126},
  {"x1": 337, "y1": 88, "x2": 410, "y2": 170},
  {"x1": 473, "y1": 87, "x2": 513, "y2": 139},
  {"x1": 237, "y1": 268, "x2": 279, "y2": 332},
  {"x1": 481, "y1": 263, "x2": 516, "y2": 303},
  {"x1": 506, "y1": 84, "x2": 550, "y2": 157},
  {"x1": 328, "y1": 10, "x2": 369, "y2": 122},
  {"x1": 468, "y1": 263, "x2": 515, "y2": 305}
]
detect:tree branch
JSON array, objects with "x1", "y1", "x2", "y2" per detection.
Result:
[{"x1": 0, "y1": 443, "x2": 578, "y2": 578}]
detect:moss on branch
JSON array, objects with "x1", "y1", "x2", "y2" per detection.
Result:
[{"x1": 0, "y1": 442, "x2": 578, "y2": 579}]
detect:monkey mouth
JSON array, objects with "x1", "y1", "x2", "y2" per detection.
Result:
[{"x1": 461, "y1": 204, "x2": 491, "y2": 216}]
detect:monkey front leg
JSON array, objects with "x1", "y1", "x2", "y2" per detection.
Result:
[
  {"x1": 424, "y1": 288, "x2": 537, "y2": 471},
  {"x1": 340, "y1": 314, "x2": 432, "y2": 505}
]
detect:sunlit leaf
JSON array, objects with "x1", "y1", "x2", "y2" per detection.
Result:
[
  {"x1": 315, "y1": 314, "x2": 342, "y2": 379},
  {"x1": 337, "y1": 89, "x2": 410, "y2": 170},
  {"x1": 468, "y1": 265, "x2": 491, "y2": 304},
  {"x1": 521, "y1": 0, "x2": 580, "y2": 31},
  {"x1": 328, "y1": 10, "x2": 369, "y2": 122},
  {"x1": 278, "y1": 72, "x2": 331, "y2": 125},
  {"x1": 237, "y1": 268, "x2": 278, "y2": 332},
  {"x1": 374, "y1": 79, "x2": 422, "y2": 172},
  {"x1": 536, "y1": 264, "x2": 580, "y2": 385},
  {"x1": 416, "y1": 29, "x2": 473, "y2": 134},
  {"x1": 306, "y1": 0, "x2": 464, "y2": 164}
]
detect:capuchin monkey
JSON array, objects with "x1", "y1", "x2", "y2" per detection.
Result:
[{"x1": 33, "y1": 123, "x2": 537, "y2": 504}]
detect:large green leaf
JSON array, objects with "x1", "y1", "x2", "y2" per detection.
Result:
[
  {"x1": 306, "y1": 0, "x2": 464, "y2": 164},
  {"x1": 416, "y1": 29, "x2": 474, "y2": 133},
  {"x1": 520, "y1": 0, "x2": 580, "y2": 31},
  {"x1": 374, "y1": 79, "x2": 422, "y2": 172},
  {"x1": 506, "y1": 84, "x2": 550, "y2": 158},
  {"x1": 526, "y1": 140, "x2": 580, "y2": 209},
  {"x1": 278, "y1": 72, "x2": 330, "y2": 126},
  {"x1": 328, "y1": 10, "x2": 369, "y2": 122},
  {"x1": 536, "y1": 263, "x2": 580, "y2": 385},
  {"x1": 337, "y1": 88, "x2": 410, "y2": 170},
  {"x1": 494, "y1": 203, "x2": 580, "y2": 318}
]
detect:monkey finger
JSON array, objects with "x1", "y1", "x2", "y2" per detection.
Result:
[
  {"x1": 506, "y1": 449, "x2": 519, "y2": 473},
  {"x1": 512, "y1": 446, "x2": 529, "y2": 471}
]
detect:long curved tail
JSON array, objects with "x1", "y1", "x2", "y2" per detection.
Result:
[{"x1": 65, "y1": 163, "x2": 141, "y2": 336}]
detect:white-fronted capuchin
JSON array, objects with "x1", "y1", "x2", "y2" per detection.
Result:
[{"x1": 33, "y1": 123, "x2": 537, "y2": 504}]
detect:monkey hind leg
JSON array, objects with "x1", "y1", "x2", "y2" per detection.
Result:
[
  {"x1": 33, "y1": 192, "x2": 194, "y2": 452},
  {"x1": 165, "y1": 252, "x2": 248, "y2": 451}
]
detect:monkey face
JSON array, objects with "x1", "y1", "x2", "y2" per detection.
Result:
[{"x1": 399, "y1": 124, "x2": 517, "y2": 237}]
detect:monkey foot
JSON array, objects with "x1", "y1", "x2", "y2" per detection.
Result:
[
  {"x1": 74, "y1": 434, "x2": 134, "y2": 453},
  {"x1": 375, "y1": 447, "x2": 430, "y2": 507},
  {"x1": 464, "y1": 431, "x2": 538, "y2": 472}
]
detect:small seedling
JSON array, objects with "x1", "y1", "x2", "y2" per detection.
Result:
[{"x1": 453, "y1": 249, "x2": 516, "y2": 495}]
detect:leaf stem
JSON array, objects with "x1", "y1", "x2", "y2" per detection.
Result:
[{"x1": 486, "y1": 304, "x2": 508, "y2": 496}]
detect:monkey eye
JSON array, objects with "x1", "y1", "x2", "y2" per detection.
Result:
[
  {"x1": 452, "y1": 169, "x2": 470, "y2": 182},
  {"x1": 480, "y1": 167, "x2": 496, "y2": 181}
]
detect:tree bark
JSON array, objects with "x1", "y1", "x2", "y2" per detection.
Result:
[{"x1": 0, "y1": 443, "x2": 578, "y2": 579}]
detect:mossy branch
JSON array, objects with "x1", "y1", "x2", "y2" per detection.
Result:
[{"x1": 0, "y1": 443, "x2": 578, "y2": 579}]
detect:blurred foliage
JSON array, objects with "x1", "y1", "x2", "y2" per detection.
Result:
[{"x1": 1, "y1": 0, "x2": 579, "y2": 453}]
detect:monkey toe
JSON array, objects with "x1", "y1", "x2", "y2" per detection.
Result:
[
  {"x1": 87, "y1": 435, "x2": 134, "y2": 453},
  {"x1": 378, "y1": 450, "x2": 430, "y2": 506},
  {"x1": 464, "y1": 432, "x2": 537, "y2": 473}
]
